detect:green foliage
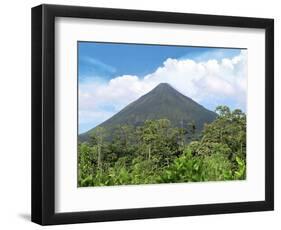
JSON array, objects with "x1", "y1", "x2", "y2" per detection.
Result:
[
  {"x1": 159, "y1": 145, "x2": 233, "y2": 183},
  {"x1": 78, "y1": 105, "x2": 246, "y2": 187},
  {"x1": 79, "y1": 83, "x2": 218, "y2": 143},
  {"x1": 233, "y1": 156, "x2": 246, "y2": 180},
  {"x1": 203, "y1": 106, "x2": 246, "y2": 161}
]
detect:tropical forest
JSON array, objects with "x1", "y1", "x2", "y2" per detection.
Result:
[{"x1": 78, "y1": 84, "x2": 246, "y2": 187}]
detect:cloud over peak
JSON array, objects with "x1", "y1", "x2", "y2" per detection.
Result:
[{"x1": 79, "y1": 50, "x2": 247, "y2": 133}]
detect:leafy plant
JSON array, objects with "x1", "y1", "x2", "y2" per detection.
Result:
[{"x1": 78, "y1": 106, "x2": 246, "y2": 187}]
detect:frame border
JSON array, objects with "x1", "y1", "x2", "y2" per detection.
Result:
[{"x1": 31, "y1": 4, "x2": 274, "y2": 225}]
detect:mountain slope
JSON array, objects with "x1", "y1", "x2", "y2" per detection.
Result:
[{"x1": 79, "y1": 83, "x2": 217, "y2": 142}]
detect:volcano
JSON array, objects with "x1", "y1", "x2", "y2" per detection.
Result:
[{"x1": 79, "y1": 83, "x2": 217, "y2": 142}]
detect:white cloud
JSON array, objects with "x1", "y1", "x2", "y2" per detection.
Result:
[{"x1": 79, "y1": 50, "x2": 247, "y2": 131}]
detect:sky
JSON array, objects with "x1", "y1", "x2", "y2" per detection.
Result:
[{"x1": 78, "y1": 42, "x2": 247, "y2": 134}]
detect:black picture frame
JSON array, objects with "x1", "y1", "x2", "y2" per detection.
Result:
[{"x1": 31, "y1": 4, "x2": 274, "y2": 225}]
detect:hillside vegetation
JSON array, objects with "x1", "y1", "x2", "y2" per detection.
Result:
[
  {"x1": 78, "y1": 105, "x2": 246, "y2": 187},
  {"x1": 79, "y1": 83, "x2": 217, "y2": 142}
]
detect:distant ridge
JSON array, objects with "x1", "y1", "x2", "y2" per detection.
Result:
[{"x1": 79, "y1": 83, "x2": 217, "y2": 142}]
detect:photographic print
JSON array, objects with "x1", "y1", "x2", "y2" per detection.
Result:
[
  {"x1": 78, "y1": 42, "x2": 247, "y2": 187},
  {"x1": 32, "y1": 5, "x2": 274, "y2": 224}
]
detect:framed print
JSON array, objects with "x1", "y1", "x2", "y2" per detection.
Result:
[{"x1": 31, "y1": 4, "x2": 274, "y2": 225}]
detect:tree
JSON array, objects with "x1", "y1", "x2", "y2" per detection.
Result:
[
  {"x1": 90, "y1": 127, "x2": 106, "y2": 171},
  {"x1": 78, "y1": 105, "x2": 247, "y2": 187},
  {"x1": 203, "y1": 106, "x2": 246, "y2": 161},
  {"x1": 159, "y1": 106, "x2": 246, "y2": 183},
  {"x1": 138, "y1": 120, "x2": 158, "y2": 160},
  {"x1": 111, "y1": 125, "x2": 136, "y2": 159}
]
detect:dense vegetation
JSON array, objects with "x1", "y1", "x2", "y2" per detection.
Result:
[{"x1": 78, "y1": 106, "x2": 246, "y2": 187}]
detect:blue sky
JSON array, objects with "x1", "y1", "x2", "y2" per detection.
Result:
[
  {"x1": 78, "y1": 42, "x2": 247, "y2": 133},
  {"x1": 79, "y1": 42, "x2": 241, "y2": 82}
]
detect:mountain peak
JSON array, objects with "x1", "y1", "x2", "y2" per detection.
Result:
[
  {"x1": 79, "y1": 83, "x2": 217, "y2": 142},
  {"x1": 150, "y1": 83, "x2": 177, "y2": 95},
  {"x1": 157, "y1": 82, "x2": 172, "y2": 87},
  {"x1": 154, "y1": 82, "x2": 173, "y2": 90}
]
